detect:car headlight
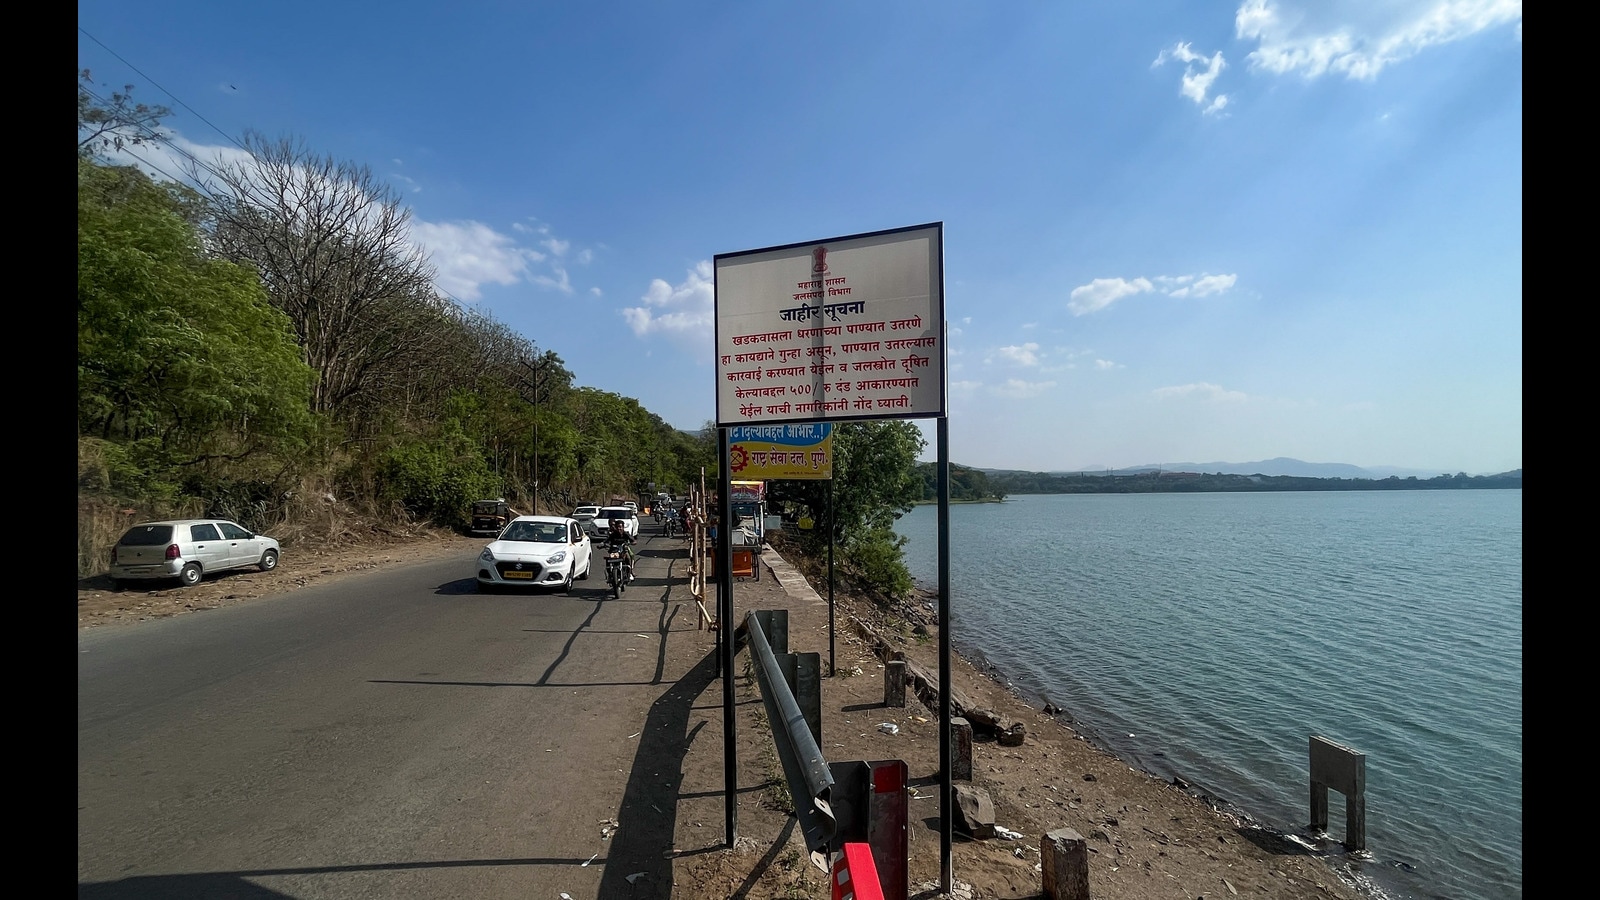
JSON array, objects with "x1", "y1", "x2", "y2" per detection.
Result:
[
  {"x1": 480, "y1": 548, "x2": 496, "y2": 561},
  {"x1": 548, "y1": 551, "x2": 567, "y2": 564}
]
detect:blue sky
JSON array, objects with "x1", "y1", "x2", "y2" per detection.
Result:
[{"x1": 79, "y1": 1, "x2": 1522, "y2": 475}]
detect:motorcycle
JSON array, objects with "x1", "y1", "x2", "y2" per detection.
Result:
[
  {"x1": 663, "y1": 515, "x2": 678, "y2": 538},
  {"x1": 605, "y1": 550, "x2": 628, "y2": 598}
]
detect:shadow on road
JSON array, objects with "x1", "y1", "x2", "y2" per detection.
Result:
[
  {"x1": 78, "y1": 856, "x2": 621, "y2": 899},
  {"x1": 597, "y1": 647, "x2": 720, "y2": 898}
]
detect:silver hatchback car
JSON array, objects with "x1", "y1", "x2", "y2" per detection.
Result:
[{"x1": 110, "y1": 519, "x2": 281, "y2": 588}]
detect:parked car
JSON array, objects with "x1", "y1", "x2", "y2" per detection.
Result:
[
  {"x1": 570, "y1": 506, "x2": 601, "y2": 530},
  {"x1": 476, "y1": 515, "x2": 591, "y2": 593},
  {"x1": 591, "y1": 506, "x2": 639, "y2": 539},
  {"x1": 110, "y1": 519, "x2": 280, "y2": 588}
]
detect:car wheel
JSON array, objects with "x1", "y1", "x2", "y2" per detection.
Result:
[
  {"x1": 179, "y1": 563, "x2": 202, "y2": 587},
  {"x1": 259, "y1": 549, "x2": 279, "y2": 572},
  {"x1": 561, "y1": 566, "x2": 574, "y2": 594},
  {"x1": 578, "y1": 560, "x2": 590, "y2": 580}
]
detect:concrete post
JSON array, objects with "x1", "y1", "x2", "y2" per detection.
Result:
[
  {"x1": 950, "y1": 717, "x2": 972, "y2": 781},
  {"x1": 1042, "y1": 828, "x2": 1090, "y2": 900},
  {"x1": 1309, "y1": 735, "x2": 1366, "y2": 851},
  {"x1": 884, "y1": 659, "x2": 906, "y2": 708}
]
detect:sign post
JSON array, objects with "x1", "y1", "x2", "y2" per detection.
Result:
[{"x1": 714, "y1": 223, "x2": 947, "y2": 884}]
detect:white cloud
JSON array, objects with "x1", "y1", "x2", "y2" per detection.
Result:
[
  {"x1": 542, "y1": 237, "x2": 570, "y2": 257},
  {"x1": 1069, "y1": 277, "x2": 1154, "y2": 315},
  {"x1": 1153, "y1": 382, "x2": 1249, "y2": 402},
  {"x1": 590, "y1": 287, "x2": 603, "y2": 297},
  {"x1": 1154, "y1": 42, "x2": 1230, "y2": 113},
  {"x1": 529, "y1": 265, "x2": 573, "y2": 294},
  {"x1": 993, "y1": 343, "x2": 1042, "y2": 367},
  {"x1": 410, "y1": 219, "x2": 545, "y2": 301},
  {"x1": 623, "y1": 261, "x2": 715, "y2": 351},
  {"x1": 991, "y1": 379, "x2": 1056, "y2": 399},
  {"x1": 1169, "y1": 273, "x2": 1238, "y2": 298},
  {"x1": 1094, "y1": 359, "x2": 1121, "y2": 370},
  {"x1": 1235, "y1": 0, "x2": 1523, "y2": 81},
  {"x1": 1070, "y1": 273, "x2": 1237, "y2": 314}
]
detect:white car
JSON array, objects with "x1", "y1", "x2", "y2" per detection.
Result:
[
  {"x1": 110, "y1": 518, "x2": 280, "y2": 588},
  {"x1": 570, "y1": 506, "x2": 601, "y2": 530},
  {"x1": 476, "y1": 516, "x2": 591, "y2": 593},
  {"x1": 591, "y1": 506, "x2": 639, "y2": 539}
]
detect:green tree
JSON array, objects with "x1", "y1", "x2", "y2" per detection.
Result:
[
  {"x1": 767, "y1": 420, "x2": 926, "y2": 601},
  {"x1": 77, "y1": 157, "x2": 315, "y2": 495}
]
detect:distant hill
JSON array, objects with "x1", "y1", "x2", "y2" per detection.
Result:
[
  {"x1": 975, "y1": 458, "x2": 1456, "y2": 479},
  {"x1": 1113, "y1": 458, "x2": 1386, "y2": 478}
]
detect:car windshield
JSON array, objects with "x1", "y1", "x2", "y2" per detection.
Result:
[
  {"x1": 119, "y1": 524, "x2": 175, "y2": 546},
  {"x1": 499, "y1": 521, "x2": 567, "y2": 543},
  {"x1": 601, "y1": 508, "x2": 633, "y2": 519},
  {"x1": 473, "y1": 502, "x2": 502, "y2": 515},
  {"x1": 574, "y1": 507, "x2": 599, "y2": 516}
]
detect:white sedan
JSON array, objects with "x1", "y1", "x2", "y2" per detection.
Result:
[
  {"x1": 476, "y1": 516, "x2": 591, "y2": 593},
  {"x1": 590, "y1": 506, "x2": 639, "y2": 539}
]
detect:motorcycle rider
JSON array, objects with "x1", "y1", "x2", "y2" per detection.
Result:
[{"x1": 604, "y1": 517, "x2": 636, "y2": 582}]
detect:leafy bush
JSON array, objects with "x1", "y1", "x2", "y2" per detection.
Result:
[
  {"x1": 843, "y1": 524, "x2": 914, "y2": 603},
  {"x1": 375, "y1": 435, "x2": 499, "y2": 528}
]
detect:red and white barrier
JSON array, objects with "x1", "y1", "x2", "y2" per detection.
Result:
[{"x1": 832, "y1": 842, "x2": 886, "y2": 900}]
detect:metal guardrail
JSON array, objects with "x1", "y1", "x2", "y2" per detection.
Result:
[{"x1": 744, "y1": 609, "x2": 835, "y2": 861}]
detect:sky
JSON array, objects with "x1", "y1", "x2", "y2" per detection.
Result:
[{"x1": 78, "y1": 1, "x2": 1523, "y2": 475}]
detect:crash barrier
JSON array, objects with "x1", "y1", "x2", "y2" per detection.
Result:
[
  {"x1": 745, "y1": 610, "x2": 907, "y2": 899},
  {"x1": 832, "y1": 842, "x2": 886, "y2": 900},
  {"x1": 1309, "y1": 735, "x2": 1366, "y2": 851},
  {"x1": 745, "y1": 609, "x2": 834, "y2": 861},
  {"x1": 827, "y1": 760, "x2": 907, "y2": 900}
]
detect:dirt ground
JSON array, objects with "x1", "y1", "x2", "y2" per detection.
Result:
[
  {"x1": 74, "y1": 527, "x2": 483, "y2": 628},
  {"x1": 77, "y1": 531, "x2": 1376, "y2": 900},
  {"x1": 664, "y1": 546, "x2": 1377, "y2": 900}
]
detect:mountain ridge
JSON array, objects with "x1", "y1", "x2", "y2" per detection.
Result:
[{"x1": 969, "y1": 458, "x2": 1514, "y2": 479}]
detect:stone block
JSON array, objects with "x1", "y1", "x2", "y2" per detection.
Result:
[
  {"x1": 950, "y1": 717, "x2": 973, "y2": 781},
  {"x1": 953, "y1": 784, "x2": 995, "y2": 839},
  {"x1": 1042, "y1": 827, "x2": 1090, "y2": 900}
]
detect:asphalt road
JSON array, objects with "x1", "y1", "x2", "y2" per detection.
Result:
[{"x1": 78, "y1": 522, "x2": 715, "y2": 899}]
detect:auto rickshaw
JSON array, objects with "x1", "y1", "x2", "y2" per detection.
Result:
[{"x1": 469, "y1": 498, "x2": 513, "y2": 536}]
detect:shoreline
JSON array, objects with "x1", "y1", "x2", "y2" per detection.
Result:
[{"x1": 895, "y1": 580, "x2": 1387, "y2": 900}]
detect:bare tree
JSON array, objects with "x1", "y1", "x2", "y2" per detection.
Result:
[
  {"x1": 78, "y1": 70, "x2": 170, "y2": 157},
  {"x1": 193, "y1": 132, "x2": 449, "y2": 419}
]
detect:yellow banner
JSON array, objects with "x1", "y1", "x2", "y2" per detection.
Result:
[{"x1": 729, "y1": 423, "x2": 833, "y2": 480}]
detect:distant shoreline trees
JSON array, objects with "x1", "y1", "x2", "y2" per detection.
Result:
[{"x1": 978, "y1": 469, "x2": 1522, "y2": 495}]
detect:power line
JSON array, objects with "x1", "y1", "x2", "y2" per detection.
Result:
[
  {"x1": 79, "y1": 26, "x2": 251, "y2": 154},
  {"x1": 76, "y1": 37, "x2": 472, "y2": 310}
]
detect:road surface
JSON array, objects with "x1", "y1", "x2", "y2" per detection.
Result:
[{"x1": 78, "y1": 521, "x2": 713, "y2": 899}]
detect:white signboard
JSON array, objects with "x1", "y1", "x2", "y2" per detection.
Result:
[{"x1": 714, "y1": 223, "x2": 945, "y2": 427}]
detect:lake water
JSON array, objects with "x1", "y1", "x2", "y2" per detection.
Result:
[{"x1": 894, "y1": 490, "x2": 1522, "y2": 900}]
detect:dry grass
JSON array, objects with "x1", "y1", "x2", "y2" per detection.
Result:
[{"x1": 76, "y1": 447, "x2": 443, "y2": 579}]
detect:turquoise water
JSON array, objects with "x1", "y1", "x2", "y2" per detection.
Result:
[{"x1": 894, "y1": 490, "x2": 1522, "y2": 900}]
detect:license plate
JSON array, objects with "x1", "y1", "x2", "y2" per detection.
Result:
[{"x1": 504, "y1": 571, "x2": 534, "y2": 579}]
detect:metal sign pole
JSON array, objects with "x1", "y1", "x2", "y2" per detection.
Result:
[
  {"x1": 720, "y1": 428, "x2": 738, "y2": 846},
  {"x1": 937, "y1": 415, "x2": 953, "y2": 893},
  {"x1": 828, "y1": 477, "x2": 836, "y2": 676}
]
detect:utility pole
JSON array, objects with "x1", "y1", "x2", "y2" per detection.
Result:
[{"x1": 518, "y1": 353, "x2": 557, "y2": 515}]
